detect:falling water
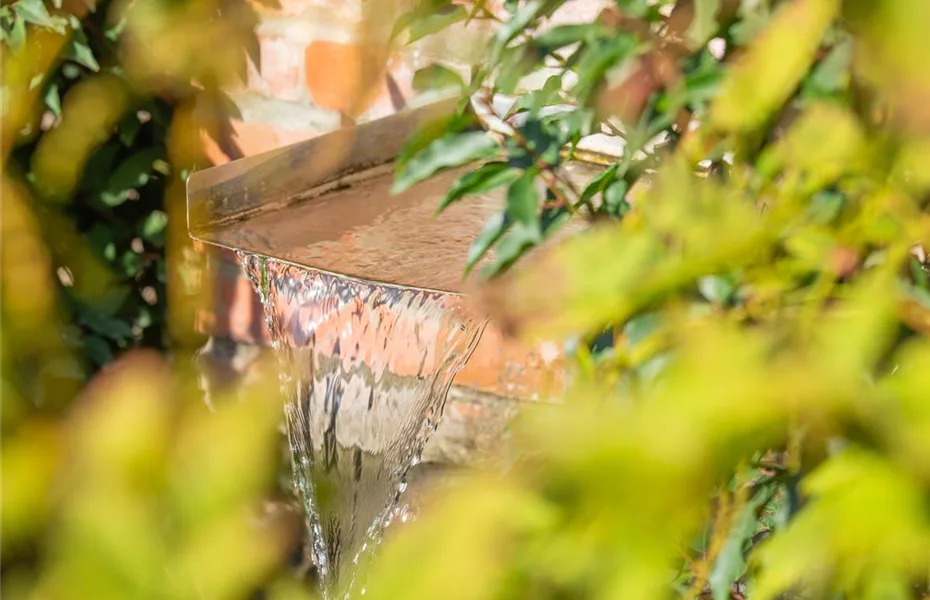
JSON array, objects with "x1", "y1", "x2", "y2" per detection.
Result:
[{"x1": 239, "y1": 252, "x2": 486, "y2": 597}]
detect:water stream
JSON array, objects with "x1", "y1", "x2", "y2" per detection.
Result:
[{"x1": 240, "y1": 252, "x2": 486, "y2": 597}]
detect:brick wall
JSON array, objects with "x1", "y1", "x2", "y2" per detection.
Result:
[{"x1": 195, "y1": 0, "x2": 607, "y2": 403}]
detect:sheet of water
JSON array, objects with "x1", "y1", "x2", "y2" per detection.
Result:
[{"x1": 240, "y1": 253, "x2": 486, "y2": 597}]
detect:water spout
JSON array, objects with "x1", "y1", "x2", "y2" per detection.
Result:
[
  {"x1": 186, "y1": 99, "x2": 605, "y2": 596},
  {"x1": 240, "y1": 254, "x2": 484, "y2": 595}
]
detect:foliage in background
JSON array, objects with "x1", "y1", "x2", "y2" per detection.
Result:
[
  {"x1": 379, "y1": 0, "x2": 930, "y2": 598},
  {"x1": 1, "y1": 0, "x2": 261, "y2": 414},
  {"x1": 1, "y1": 1, "x2": 319, "y2": 597}
]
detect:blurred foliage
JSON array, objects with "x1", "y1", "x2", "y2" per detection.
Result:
[
  {"x1": 1, "y1": 0, "x2": 317, "y2": 597},
  {"x1": 0, "y1": 0, "x2": 261, "y2": 415},
  {"x1": 384, "y1": 0, "x2": 930, "y2": 598},
  {"x1": 6, "y1": 0, "x2": 930, "y2": 599}
]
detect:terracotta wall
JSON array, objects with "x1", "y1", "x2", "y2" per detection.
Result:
[{"x1": 195, "y1": 0, "x2": 606, "y2": 399}]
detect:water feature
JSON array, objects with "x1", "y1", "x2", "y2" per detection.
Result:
[
  {"x1": 239, "y1": 254, "x2": 485, "y2": 595},
  {"x1": 186, "y1": 99, "x2": 612, "y2": 598}
]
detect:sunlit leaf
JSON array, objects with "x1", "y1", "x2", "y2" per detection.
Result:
[
  {"x1": 408, "y1": 5, "x2": 467, "y2": 44},
  {"x1": 688, "y1": 0, "x2": 721, "y2": 46},
  {"x1": 65, "y1": 38, "x2": 100, "y2": 71},
  {"x1": 392, "y1": 131, "x2": 498, "y2": 194},
  {"x1": 711, "y1": 0, "x2": 839, "y2": 132},
  {"x1": 412, "y1": 64, "x2": 465, "y2": 94},
  {"x1": 13, "y1": 0, "x2": 63, "y2": 31}
]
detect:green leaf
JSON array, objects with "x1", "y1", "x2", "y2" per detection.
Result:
[
  {"x1": 119, "y1": 113, "x2": 143, "y2": 146},
  {"x1": 698, "y1": 275, "x2": 736, "y2": 305},
  {"x1": 807, "y1": 190, "x2": 845, "y2": 225},
  {"x1": 8, "y1": 18, "x2": 26, "y2": 54},
  {"x1": 682, "y1": 51, "x2": 724, "y2": 106},
  {"x1": 507, "y1": 75, "x2": 562, "y2": 117},
  {"x1": 392, "y1": 131, "x2": 498, "y2": 194},
  {"x1": 408, "y1": 5, "x2": 467, "y2": 44},
  {"x1": 44, "y1": 83, "x2": 61, "y2": 117},
  {"x1": 65, "y1": 38, "x2": 100, "y2": 71},
  {"x1": 465, "y1": 212, "x2": 510, "y2": 274},
  {"x1": 141, "y1": 210, "x2": 168, "y2": 245},
  {"x1": 801, "y1": 38, "x2": 851, "y2": 101},
  {"x1": 412, "y1": 64, "x2": 465, "y2": 94},
  {"x1": 101, "y1": 149, "x2": 162, "y2": 206},
  {"x1": 708, "y1": 488, "x2": 775, "y2": 600},
  {"x1": 710, "y1": 0, "x2": 838, "y2": 132},
  {"x1": 573, "y1": 34, "x2": 638, "y2": 103},
  {"x1": 623, "y1": 312, "x2": 661, "y2": 348},
  {"x1": 506, "y1": 169, "x2": 540, "y2": 225},
  {"x1": 490, "y1": 0, "x2": 559, "y2": 63},
  {"x1": 439, "y1": 162, "x2": 522, "y2": 212},
  {"x1": 581, "y1": 163, "x2": 618, "y2": 204},
  {"x1": 13, "y1": 0, "x2": 61, "y2": 31},
  {"x1": 535, "y1": 24, "x2": 596, "y2": 52},
  {"x1": 78, "y1": 306, "x2": 134, "y2": 340},
  {"x1": 396, "y1": 109, "x2": 472, "y2": 172},
  {"x1": 84, "y1": 335, "x2": 113, "y2": 366},
  {"x1": 688, "y1": 0, "x2": 721, "y2": 46},
  {"x1": 484, "y1": 221, "x2": 540, "y2": 276},
  {"x1": 604, "y1": 180, "x2": 629, "y2": 216}
]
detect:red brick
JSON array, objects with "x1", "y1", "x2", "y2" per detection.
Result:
[
  {"x1": 249, "y1": 35, "x2": 305, "y2": 101},
  {"x1": 304, "y1": 40, "x2": 390, "y2": 115},
  {"x1": 200, "y1": 118, "x2": 323, "y2": 165}
]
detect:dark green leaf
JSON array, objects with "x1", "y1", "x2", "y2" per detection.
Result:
[
  {"x1": 520, "y1": 119, "x2": 561, "y2": 164},
  {"x1": 121, "y1": 250, "x2": 143, "y2": 277},
  {"x1": 82, "y1": 142, "x2": 121, "y2": 192},
  {"x1": 65, "y1": 38, "x2": 100, "y2": 71},
  {"x1": 119, "y1": 113, "x2": 143, "y2": 146},
  {"x1": 412, "y1": 64, "x2": 465, "y2": 93},
  {"x1": 78, "y1": 306, "x2": 134, "y2": 340},
  {"x1": 540, "y1": 204, "x2": 570, "y2": 236},
  {"x1": 101, "y1": 149, "x2": 161, "y2": 206},
  {"x1": 683, "y1": 52, "x2": 724, "y2": 106},
  {"x1": 84, "y1": 335, "x2": 113, "y2": 366},
  {"x1": 440, "y1": 162, "x2": 522, "y2": 212},
  {"x1": 396, "y1": 109, "x2": 472, "y2": 172},
  {"x1": 465, "y1": 212, "x2": 510, "y2": 274},
  {"x1": 535, "y1": 24, "x2": 596, "y2": 52},
  {"x1": 708, "y1": 487, "x2": 775, "y2": 600},
  {"x1": 392, "y1": 131, "x2": 498, "y2": 194},
  {"x1": 581, "y1": 163, "x2": 619, "y2": 203},
  {"x1": 506, "y1": 169, "x2": 540, "y2": 225},
  {"x1": 408, "y1": 5, "x2": 467, "y2": 44},
  {"x1": 604, "y1": 180, "x2": 629, "y2": 215},
  {"x1": 44, "y1": 83, "x2": 61, "y2": 116},
  {"x1": 95, "y1": 285, "x2": 131, "y2": 315},
  {"x1": 698, "y1": 275, "x2": 736, "y2": 305}
]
